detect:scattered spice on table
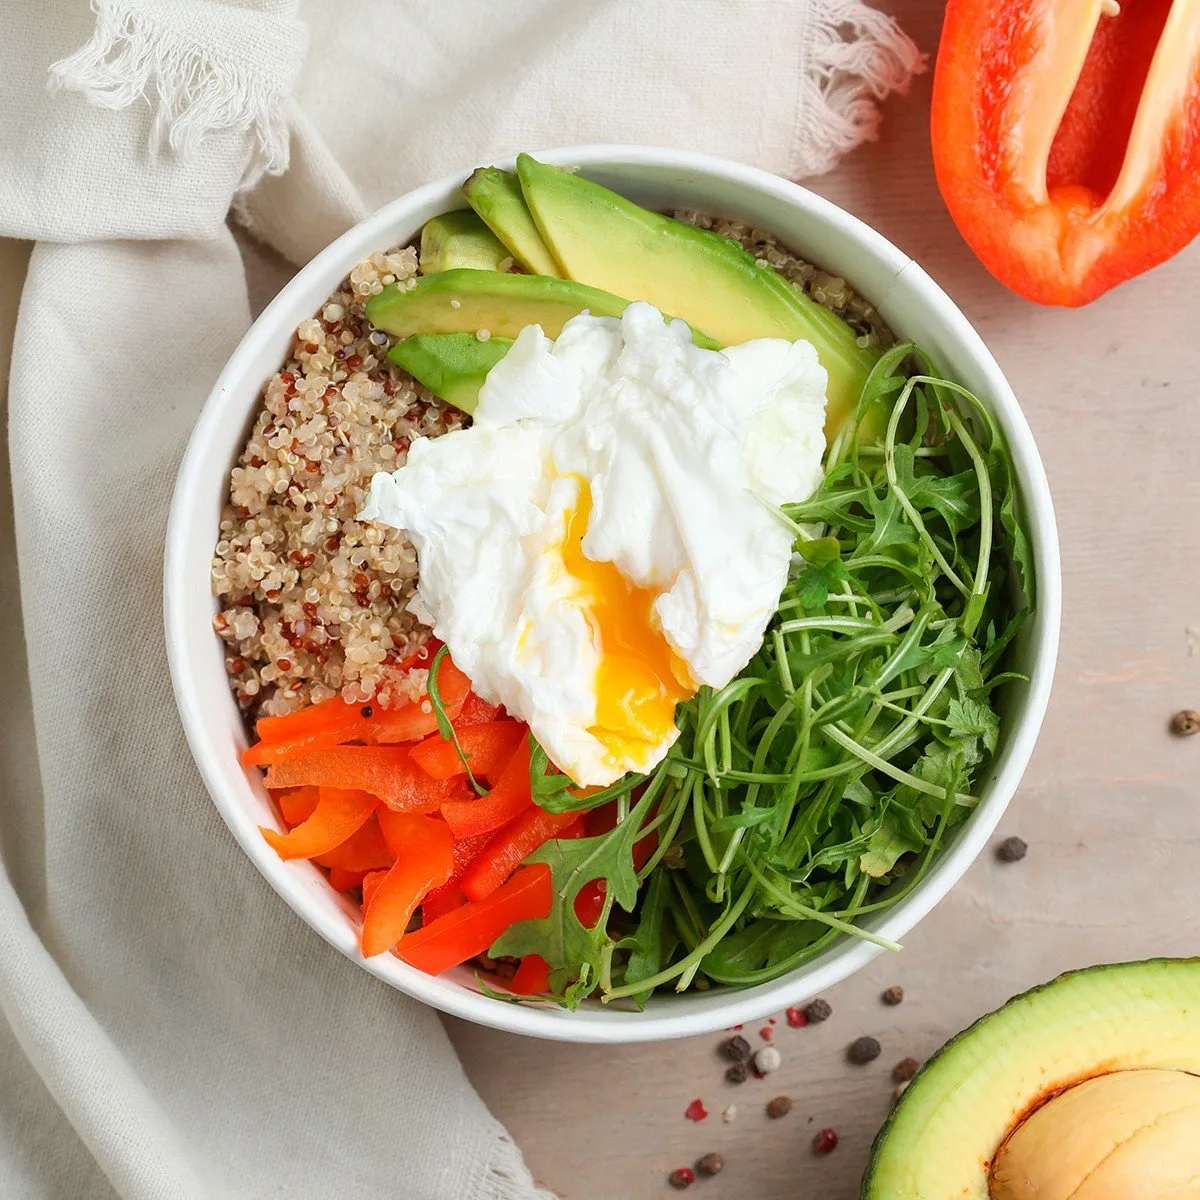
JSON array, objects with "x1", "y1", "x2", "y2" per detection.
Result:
[
  {"x1": 766, "y1": 1095, "x2": 793, "y2": 1119},
  {"x1": 892, "y1": 1056, "x2": 920, "y2": 1083},
  {"x1": 996, "y1": 836, "x2": 1028, "y2": 863},
  {"x1": 721, "y1": 1104, "x2": 737, "y2": 1123},
  {"x1": 753, "y1": 1045, "x2": 782, "y2": 1074},
  {"x1": 786, "y1": 1005, "x2": 808, "y2": 1028},
  {"x1": 725, "y1": 1061, "x2": 749, "y2": 1084},
  {"x1": 813, "y1": 1128, "x2": 839, "y2": 1154},
  {"x1": 805, "y1": 998, "x2": 832, "y2": 1023},
  {"x1": 685, "y1": 1098, "x2": 709, "y2": 1122},
  {"x1": 893, "y1": 1081, "x2": 911, "y2": 1101},
  {"x1": 847, "y1": 1035, "x2": 881, "y2": 1065},
  {"x1": 1170, "y1": 709, "x2": 1200, "y2": 737},
  {"x1": 696, "y1": 1152, "x2": 724, "y2": 1178},
  {"x1": 881, "y1": 985, "x2": 904, "y2": 1006},
  {"x1": 758, "y1": 1025, "x2": 773, "y2": 1041},
  {"x1": 668, "y1": 1166, "x2": 695, "y2": 1189},
  {"x1": 720, "y1": 1035, "x2": 751, "y2": 1062}
]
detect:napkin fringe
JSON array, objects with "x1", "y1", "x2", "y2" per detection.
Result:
[
  {"x1": 48, "y1": 0, "x2": 290, "y2": 189},
  {"x1": 793, "y1": 0, "x2": 927, "y2": 177},
  {"x1": 483, "y1": 1132, "x2": 557, "y2": 1200}
]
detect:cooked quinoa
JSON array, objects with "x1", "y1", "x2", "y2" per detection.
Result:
[{"x1": 213, "y1": 218, "x2": 893, "y2": 721}]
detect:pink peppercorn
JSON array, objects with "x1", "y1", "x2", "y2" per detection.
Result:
[
  {"x1": 684, "y1": 1098, "x2": 708, "y2": 1122},
  {"x1": 668, "y1": 1167, "x2": 695, "y2": 1189},
  {"x1": 786, "y1": 1006, "x2": 809, "y2": 1028},
  {"x1": 813, "y1": 1128, "x2": 838, "y2": 1154}
]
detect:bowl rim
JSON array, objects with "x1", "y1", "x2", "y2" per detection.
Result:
[{"x1": 165, "y1": 143, "x2": 1061, "y2": 1043}]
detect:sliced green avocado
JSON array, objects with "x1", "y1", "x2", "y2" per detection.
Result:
[
  {"x1": 419, "y1": 210, "x2": 511, "y2": 274},
  {"x1": 515, "y1": 153, "x2": 881, "y2": 441},
  {"x1": 366, "y1": 269, "x2": 719, "y2": 348},
  {"x1": 388, "y1": 332, "x2": 513, "y2": 414},
  {"x1": 862, "y1": 959, "x2": 1200, "y2": 1199},
  {"x1": 462, "y1": 167, "x2": 562, "y2": 277}
]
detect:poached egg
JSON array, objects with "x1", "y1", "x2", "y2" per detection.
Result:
[{"x1": 360, "y1": 303, "x2": 828, "y2": 786}]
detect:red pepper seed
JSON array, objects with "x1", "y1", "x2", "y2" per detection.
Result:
[
  {"x1": 813, "y1": 1128, "x2": 838, "y2": 1154},
  {"x1": 684, "y1": 1099, "x2": 708, "y2": 1122},
  {"x1": 758, "y1": 1026, "x2": 773, "y2": 1041}
]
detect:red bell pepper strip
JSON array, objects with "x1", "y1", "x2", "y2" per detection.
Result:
[
  {"x1": 932, "y1": 0, "x2": 1200, "y2": 305},
  {"x1": 460, "y1": 806, "x2": 581, "y2": 902},
  {"x1": 508, "y1": 954, "x2": 552, "y2": 996},
  {"x1": 243, "y1": 655, "x2": 469, "y2": 765},
  {"x1": 409, "y1": 721, "x2": 525, "y2": 782},
  {"x1": 421, "y1": 885, "x2": 467, "y2": 923},
  {"x1": 274, "y1": 785, "x2": 320, "y2": 827},
  {"x1": 397, "y1": 864, "x2": 552, "y2": 976},
  {"x1": 440, "y1": 738, "x2": 533, "y2": 840},
  {"x1": 260, "y1": 787, "x2": 378, "y2": 860},
  {"x1": 362, "y1": 869, "x2": 387, "y2": 910},
  {"x1": 328, "y1": 866, "x2": 369, "y2": 892},
  {"x1": 360, "y1": 815, "x2": 455, "y2": 957},
  {"x1": 574, "y1": 879, "x2": 607, "y2": 929},
  {"x1": 264, "y1": 746, "x2": 457, "y2": 812},
  {"x1": 456, "y1": 692, "x2": 501, "y2": 727},
  {"x1": 313, "y1": 815, "x2": 395, "y2": 872}
]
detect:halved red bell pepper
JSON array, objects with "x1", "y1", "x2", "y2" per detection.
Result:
[
  {"x1": 397, "y1": 863, "x2": 552, "y2": 976},
  {"x1": 260, "y1": 787, "x2": 378, "y2": 860},
  {"x1": 409, "y1": 720, "x2": 525, "y2": 782},
  {"x1": 460, "y1": 807, "x2": 581, "y2": 902},
  {"x1": 440, "y1": 738, "x2": 533, "y2": 839},
  {"x1": 360, "y1": 815, "x2": 455, "y2": 957},
  {"x1": 264, "y1": 746, "x2": 458, "y2": 812},
  {"x1": 932, "y1": 0, "x2": 1200, "y2": 305}
]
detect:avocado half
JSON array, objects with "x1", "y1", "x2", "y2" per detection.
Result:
[{"x1": 863, "y1": 959, "x2": 1200, "y2": 1199}]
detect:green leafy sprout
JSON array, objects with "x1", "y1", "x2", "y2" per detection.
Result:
[{"x1": 489, "y1": 344, "x2": 1034, "y2": 1009}]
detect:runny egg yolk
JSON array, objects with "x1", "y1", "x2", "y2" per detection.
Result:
[{"x1": 560, "y1": 484, "x2": 693, "y2": 763}]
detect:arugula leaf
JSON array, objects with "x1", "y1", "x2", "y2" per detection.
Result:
[
  {"x1": 428, "y1": 646, "x2": 487, "y2": 795},
  {"x1": 617, "y1": 869, "x2": 672, "y2": 1009}
]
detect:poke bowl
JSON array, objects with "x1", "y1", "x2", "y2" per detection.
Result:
[{"x1": 164, "y1": 146, "x2": 1060, "y2": 1042}]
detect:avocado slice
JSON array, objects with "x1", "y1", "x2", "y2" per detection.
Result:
[
  {"x1": 514, "y1": 153, "x2": 881, "y2": 440},
  {"x1": 419, "y1": 210, "x2": 511, "y2": 274},
  {"x1": 462, "y1": 167, "x2": 562, "y2": 277},
  {"x1": 366, "y1": 269, "x2": 719, "y2": 348},
  {"x1": 863, "y1": 959, "x2": 1200, "y2": 1199},
  {"x1": 388, "y1": 333, "x2": 513, "y2": 414}
]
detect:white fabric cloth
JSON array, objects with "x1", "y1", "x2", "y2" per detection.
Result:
[{"x1": 0, "y1": 1, "x2": 921, "y2": 1196}]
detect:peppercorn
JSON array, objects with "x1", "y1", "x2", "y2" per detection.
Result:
[
  {"x1": 996, "y1": 836, "x2": 1028, "y2": 863},
  {"x1": 725, "y1": 1061, "x2": 748, "y2": 1084},
  {"x1": 805, "y1": 998, "x2": 832, "y2": 1023},
  {"x1": 360, "y1": 705, "x2": 374, "y2": 718},
  {"x1": 754, "y1": 1044, "x2": 782, "y2": 1074},
  {"x1": 668, "y1": 1167, "x2": 695, "y2": 1189},
  {"x1": 813, "y1": 1128, "x2": 839, "y2": 1154},
  {"x1": 766, "y1": 1095, "x2": 793, "y2": 1119},
  {"x1": 881, "y1": 985, "x2": 904, "y2": 1006},
  {"x1": 720, "y1": 1035, "x2": 752, "y2": 1063},
  {"x1": 892, "y1": 1056, "x2": 920, "y2": 1083},
  {"x1": 696, "y1": 1152, "x2": 724, "y2": 1177},
  {"x1": 786, "y1": 1006, "x2": 808, "y2": 1027},
  {"x1": 847, "y1": 1035, "x2": 882, "y2": 1064},
  {"x1": 1170, "y1": 709, "x2": 1200, "y2": 737}
]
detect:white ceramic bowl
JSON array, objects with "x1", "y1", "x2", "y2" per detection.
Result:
[{"x1": 165, "y1": 146, "x2": 1060, "y2": 1043}]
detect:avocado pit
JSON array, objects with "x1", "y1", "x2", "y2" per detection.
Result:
[{"x1": 989, "y1": 1069, "x2": 1200, "y2": 1200}]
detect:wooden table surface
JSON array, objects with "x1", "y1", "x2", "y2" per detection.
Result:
[{"x1": 441, "y1": 3, "x2": 1200, "y2": 1196}]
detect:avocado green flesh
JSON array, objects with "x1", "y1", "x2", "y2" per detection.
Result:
[
  {"x1": 368, "y1": 269, "x2": 719, "y2": 356},
  {"x1": 418, "y1": 210, "x2": 511, "y2": 274},
  {"x1": 515, "y1": 153, "x2": 880, "y2": 440},
  {"x1": 462, "y1": 167, "x2": 562, "y2": 277},
  {"x1": 862, "y1": 959, "x2": 1200, "y2": 1200},
  {"x1": 388, "y1": 333, "x2": 513, "y2": 415}
]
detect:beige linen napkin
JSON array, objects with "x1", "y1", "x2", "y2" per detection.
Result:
[{"x1": 0, "y1": 1, "x2": 920, "y2": 1196}]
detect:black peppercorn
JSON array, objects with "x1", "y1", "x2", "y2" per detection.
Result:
[
  {"x1": 720, "y1": 1035, "x2": 752, "y2": 1063},
  {"x1": 805, "y1": 998, "x2": 832, "y2": 1023},
  {"x1": 892, "y1": 1056, "x2": 920, "y2": 1083},
  {"x1": 996, "y1": 836, "x2": 1027, "y2": 863},
  {"x1": 881, "y1": 985, "x2": 904, "y2": 1006},
  {"x1": 1170, "y1": 709, "x2": 1200, "y2": 737},
  {"x1": 360, "y1": 705, "x2": 374, "y2": 718},
  {"x1": 725, "y1": 1061, "x2": 748, "y2": 1084},
  {"x1": 696, "y1": 1152, "x2": 724, "y2": 1177},
  {"x1": 766, "y1": 1095, "x2": 793, "y2": 1118},
  {"x1": 847, "y1": 1035, "x2": 882, "y2": 1065}
]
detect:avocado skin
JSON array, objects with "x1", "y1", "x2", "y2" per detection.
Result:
[
  {"x1": 462, "y1": 167, "x2": 562, "y2": 277},
  {"x1": 388, "y1": 333, "x2": 513, "y2": 415},
  {"x1": 515, "y1": 153, "x2": 881, "y2": 442},
  {"x1": 861, "y1": 958, "x2": 1200, "y2": 1199},
  {"x1": 419, "y1": 210, "x2": 511, "y2": 274},
  {"x1": 367, "y1": 269, "x2": 720, "y2": 348}
]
